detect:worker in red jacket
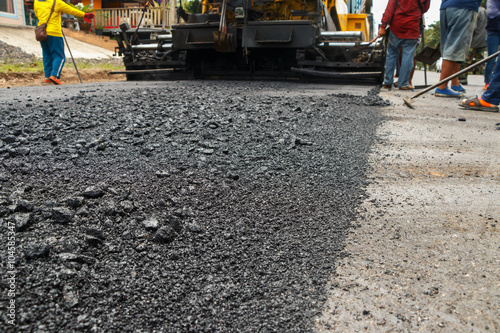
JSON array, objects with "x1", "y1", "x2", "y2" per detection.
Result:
[
  {"x1": 34, "y1": 0, "x2": 94, "y2": 85},
  {"x1": 379, "y1": 0, "x2": 430, "y2": 90}
]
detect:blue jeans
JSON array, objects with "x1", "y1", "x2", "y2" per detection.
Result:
[
  {"x1": 383, "y1": 31, "x2": 418, "y2": 88},
  {"x1": 40, "y1": 36, "x2": 65, "y2": 79},
  {"x1": 484, "y1": 33, "x2": 500, "y2": 84},
  {"x1": 482, "y1": 55, "x2": 500, "y2": 105}
]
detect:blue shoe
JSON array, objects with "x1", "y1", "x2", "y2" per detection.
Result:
[
  {"x1": 435, "y1": 87, "x2": 464, "y2": 97},
  {"x1": 451, "y1": 84, "x2": 466, "y2": 93}
]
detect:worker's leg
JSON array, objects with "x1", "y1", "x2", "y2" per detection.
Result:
[
  {"x1": 395, "y1": 47, "x2": 402, "y2": 78},
  {"x1": 382, "y1": 31, "x2": 402, "y2": 86},
  {"x1": 397, "y1": 38, "x2": 418, "y2": 88},
  {"x1": 40, "y1": 39, "x2": 53, "y2": 79},
  {"x1": 47, "y1": 36, "x2": 65, "y2": 79},
  {"x1": 438, "y1": 60, "x2": 460, "y2": 89},
  {"x1": 439, "y1": 7, "x2": 475, "y2": 90},
  {"x1": 450, "y1": 61, "x2": 461, "y2": 87},
  {"x1": 482, "y1": 58, "x2": 500, "y2": 106},
  {"x1": 484, "y1": 33, "x2": 500, "y2": 84},
  {"x1": 409, "y1": 58, "x2": 417, "y2": 86}
]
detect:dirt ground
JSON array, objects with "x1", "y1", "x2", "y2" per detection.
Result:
[
  {"x1": 0, "y1": 27, "x2": 124, "y2": 88},
  {"x1": 0, "y1": 69, "x2": 125, "y2": 89}
]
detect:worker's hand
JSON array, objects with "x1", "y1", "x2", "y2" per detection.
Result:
[
  {"x1": 378, "y1": 26, "x2": 386, "y2": 37},
  {"x1": 83, "y1": 12, "x2": 95, "y2": 23}
]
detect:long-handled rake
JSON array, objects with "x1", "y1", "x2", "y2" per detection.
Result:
[
  {"x1": 62, "y1": 29, "x2": 83, "y2": 84},
  {"x1": 404, "y1": 49, "x2": 500, "y2": 108}
]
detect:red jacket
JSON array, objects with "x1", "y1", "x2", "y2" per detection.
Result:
[{"x1": 381, "y1": 0, "x2": 431, "y2": 39}]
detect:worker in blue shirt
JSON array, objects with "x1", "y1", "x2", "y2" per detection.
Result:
[{"x1": 435, "y1": 0, "x2": 482, "y2": 97}]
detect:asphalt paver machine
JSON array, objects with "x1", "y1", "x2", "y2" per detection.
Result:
[{"x1": 112, "y1": 0, "x2": 385, "y2": 81}]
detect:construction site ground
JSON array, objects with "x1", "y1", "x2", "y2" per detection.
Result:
[{"x1": 0, "y1": 25, "x2": 499, "y2": 331}]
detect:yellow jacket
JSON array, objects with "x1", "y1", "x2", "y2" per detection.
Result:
[{"x1": 34, "y1": 0, "x2": 86, "y2": 38}]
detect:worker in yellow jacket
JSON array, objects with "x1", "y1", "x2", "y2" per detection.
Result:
[{"x1": 34, "y1": 0, "x2": 94, "y2": 85}]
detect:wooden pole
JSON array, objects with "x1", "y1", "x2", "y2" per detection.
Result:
[
  {"x1": 169, "y1": 0, "x2": 177, "y2": 27},
  {"x1": 162, "y1": 0, "x2": 166, "y2": 30}
]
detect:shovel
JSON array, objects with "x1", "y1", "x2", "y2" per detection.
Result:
[
  {"x1": 415, "y1": 42, "x2": 441, "y2": 65},
  {"x1": 213, "y1": 29, "x2": 234, "y2": 52},
  {"x1": 403, "y1": 49, "x2": 500, "y2": 108},
  {"x1": 213, "y1": 0, "x2": 234, "y2": 52}
]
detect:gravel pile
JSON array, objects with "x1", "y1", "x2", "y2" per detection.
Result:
[
  {"x1": 0, "y1": 81, "x2": 385, "y2": 332},
  {"x1": 0, "y1": 40, "x2": 122, "y2": 67},
  {"x1": 0, "y1": 41, "x2": 38, "y2": 65}
]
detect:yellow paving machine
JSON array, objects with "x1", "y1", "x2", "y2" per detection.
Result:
[{"x1": 112, "y1": 0, "x2": 384, "y2": 80}]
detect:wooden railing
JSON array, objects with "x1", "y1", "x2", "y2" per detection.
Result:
[{"x1": 94, "y1": 8, "x2": 172, "y2": 30}]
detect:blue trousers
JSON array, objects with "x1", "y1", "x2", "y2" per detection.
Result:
[
  {"x1": 40, "y1": 36, "x2": 65, "y2": 79},
  {"x1": 484, "y1": 32, "x2": 500, "y2": 84},
  {"x1": 482, "y1": 55, "x2": 500, "y2": 105},
  {"x1": 383, "y1": 31, "x2": 418, "y2": 88}
]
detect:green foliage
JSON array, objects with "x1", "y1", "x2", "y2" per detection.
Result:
[
  {"x1": 414, "y1": 21, "x2": 440, "y2": 71},
  {"x1": 0, "y1": 59, "x2": 124, "y2": 73},
  {"x1": 0, "y1": 59, "x2": 44, "y2": 73},
  {"x1": 422, "y1": 21, "x2": 440, "y2": 48},
  {"x1": 66, "y1": 2, "x2": 92, "y2": 23},
  {"x1": 183, "y1": 0, "x2": 202, "y2": 14},
  {"x1": 64, "y1": 61, "x2": 124, "y2": 70},
  {"x1": 68, "y1": 2, "x2": 92, "y2": 13}
]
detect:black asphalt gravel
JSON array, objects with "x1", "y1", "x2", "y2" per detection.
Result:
[{"x1": 0, "y1": 81, "x2": 386, "y2": 332}]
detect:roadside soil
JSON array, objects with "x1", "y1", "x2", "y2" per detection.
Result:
[
  {"x1": 0, "y1": 40, "x2": 125, "y2": 88},
  {"x1": 0, "y1": 69, "x2": 125, "y2": 88}
]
